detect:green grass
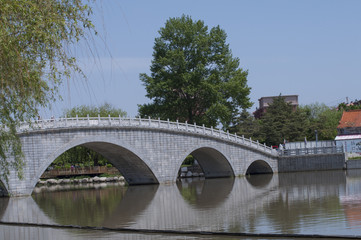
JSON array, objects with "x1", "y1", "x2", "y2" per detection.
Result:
[{"x1": 99, "y1": 173, "x2": 122, "y2": 178}]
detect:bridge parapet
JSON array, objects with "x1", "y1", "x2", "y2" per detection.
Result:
[{"x1": 17, "y1": 116, "x2": 277, "y2": 155}]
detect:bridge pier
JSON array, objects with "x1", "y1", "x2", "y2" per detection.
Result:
[{"x1": 5, "y1": 172, "x2": 33, "y2": 197}]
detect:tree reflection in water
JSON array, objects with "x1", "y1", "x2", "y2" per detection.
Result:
[
  {"x1": 3, "y1": 170, "x2": 361, "y2": 238},
  {"x1": 246, "y1": 173, "x2": 273, "y2": 188},
  {"x1": 176, "y1": 178, "x2": 234, "y2": 209},
  {"x1": 32, "y1": 184, "x2": 158, "y2": 227}
]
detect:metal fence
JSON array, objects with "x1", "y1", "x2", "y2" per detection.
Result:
[
  {"x1": 279, "y1": 146, "x2": 344, "y2": 156},
  {"x1": 284, "y1": 140, "x2": 336, "y2": 149}
]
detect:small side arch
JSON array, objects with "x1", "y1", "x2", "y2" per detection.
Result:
[
  {"x1": 246, "y1": 160, "x2": 273, "y2": 175},
  {"x1": 179, "y1": 146, "x2": 235, "y2": 178}
]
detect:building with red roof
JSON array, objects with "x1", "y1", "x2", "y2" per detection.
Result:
[{"x1": 335, "y1": 109, "x2": 361, "y2": 155}]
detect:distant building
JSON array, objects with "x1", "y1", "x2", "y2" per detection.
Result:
[
  {"x1": 335, "y1": 109, "x2": 361, "y2": 156},
  {"x1": 253, "y1": 95, "x2": 298, "y2": 119}
]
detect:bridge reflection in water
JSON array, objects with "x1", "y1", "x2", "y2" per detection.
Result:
[{"x1": 2, "y1": 171, "x2": 361, "y2": 239}]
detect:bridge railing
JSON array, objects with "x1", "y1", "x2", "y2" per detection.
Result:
[
  {"x1": 278, "y1": 146, "x2": 344, "y2": 156},
  {"x1": 17, "y1": 116, "x2": 277, "y2": 154}
]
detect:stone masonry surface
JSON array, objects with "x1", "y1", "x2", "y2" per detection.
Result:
[{"x1": 0, "y1": 117, "x2": 345, "y2": 196}]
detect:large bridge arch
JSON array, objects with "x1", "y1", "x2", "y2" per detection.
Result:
[
  {"x1": 82, "y1": 142, "x2": 158, "y2": 185},
  {"x1": 178, "y1": 146, "x2": 235, "y2": 178},
  {"x1": 33, "y1": 136, "x2": 158, "y2": 191}
]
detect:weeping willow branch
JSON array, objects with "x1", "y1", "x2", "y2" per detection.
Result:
[{"x1": 0, "y1": 0, "x2": 95, "y2": 185}]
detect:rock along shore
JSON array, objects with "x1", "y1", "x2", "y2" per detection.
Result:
[{"x1": 37, "y1": 176, "x2": 125, "y2": 186}]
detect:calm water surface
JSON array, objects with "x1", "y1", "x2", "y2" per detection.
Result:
[{"x1": 1, "y1": 170, "x2": 361, "y2": 239}]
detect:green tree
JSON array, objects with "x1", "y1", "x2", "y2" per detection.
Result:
[
  {"x1": 51, "y1": 146, "x2": 108, "y2": 169},
  {"x1": 0, "y1": 0, "x2": 94, "y2": 183},
  {"x1": 138, "y1": 15, "x2": 252, "y2": 128},
  {"x1": 259, "y1": 96, "x2": 308, "y2": 146},
  {"x1": 337, "y1": 101, "x2": 361, "y2": 111},
  {"x1": 300, "y1": 103, "x2": 342, "y2": 140},
  {"x1": 228, "y1": 109, "x2": 262, "y2": 140},
  {"x1": 63, "y1": 102, "x2": 127, "y2": 118},
  {"x1": 53, "y1": 103, "x2": 127, "y2": 168}
]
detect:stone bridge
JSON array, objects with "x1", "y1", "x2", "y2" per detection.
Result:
[{"x1": 2, "y1": 117, "x2": 279, "y2": 196}]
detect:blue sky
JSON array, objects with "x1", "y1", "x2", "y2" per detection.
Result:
[{"x1": 43, "y1": 0, "x2": 361, "y2": 118}]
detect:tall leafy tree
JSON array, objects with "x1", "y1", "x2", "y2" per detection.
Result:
[
  {"x1": 300, "y1": 103, "x2": 342, "y2": 140},
  {"x1": 228, "y1": 109, "x2": 262, "y2": 140},
  {"x1": 0, "y1": 0, "x2": 94, "y2": 183},
  {"x1": 259, "y1": 96, "x2": 308, "y2": 146},
  {"x1": 138, "y1": 15, "x2": 252, "y2": 128}
]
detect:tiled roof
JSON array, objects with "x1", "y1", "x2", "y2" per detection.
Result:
[{"x1": 338, "y1": 109, "x2": 361, "y2": 129}]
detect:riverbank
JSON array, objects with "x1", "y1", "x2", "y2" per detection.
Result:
[
  {"x1": 37, "y1": 175, "x2": 125, "y2": 186},
  {"x1": 40, "y1": 166, "x2": 120, "y2": 179},
  {"x1": 179, "y1": 165, "x2": 204, "y2": 178},
  {"x1": 34, "y1": 176, "x2": 126, "y2": 194},
  {"x1": 34, "y1": 181, "x2": 126, "y2": 194},
  {"x1": 35, "y1": 164, "x2": 206, "y2": 192}
]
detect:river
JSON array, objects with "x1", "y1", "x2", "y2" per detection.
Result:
[{"x1": 1, "y1": 170, "x2": 361, "y2": 239}]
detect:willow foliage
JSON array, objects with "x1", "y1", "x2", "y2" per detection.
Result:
[{"x1": 0, "y1": 0, "x2": 94, "y2": 184}]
